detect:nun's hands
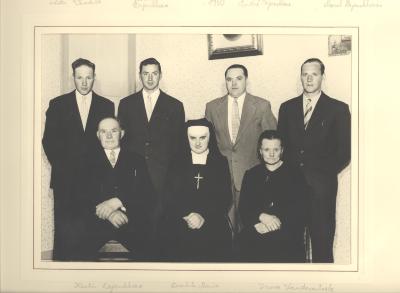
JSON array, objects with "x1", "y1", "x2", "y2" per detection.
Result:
[
  {"x1": 254, "y1": 222, "x2": 268, "y2": 234},
  {"x1": 183, "y1": 212, "x2": 205, "y2": 229}
]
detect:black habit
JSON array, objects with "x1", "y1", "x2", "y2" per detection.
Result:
[
  {"x1": 238, "y1": 162, "x2": 309, "y2": 262},
  {"x1": 163, "y1": 119, "x2": 232, "y2": 262}
]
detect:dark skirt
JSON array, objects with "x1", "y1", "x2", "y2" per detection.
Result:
[
  {"x1": 164, "y1": 215, "x2": 232, "y2": 262},
  {"x1": 237, "y1": 226, "x2": 306, "y2": 263}
]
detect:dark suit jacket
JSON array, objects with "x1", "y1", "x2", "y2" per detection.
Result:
[
  {"x1": 42, "y1": 90, "x2": 115, "y2": 203},
  {"x1": 205, "y1": 93, "x2": 277, "y2": 190},
  {"x1": 84, "y1": 147, "x2": 157, "y2": 238},
  {"x1": 118, "y1": 89, "x2": 185, "y2": 194},
  {"x1": 278, "y1": 92, "x2": 351, "y2": 176}
]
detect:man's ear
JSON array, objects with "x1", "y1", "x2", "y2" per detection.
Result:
[
  {"x1": 120, "y1": 129, "x2": 125, "y2": 139},
  {"x1": 96, "y1": 131, "x2": 100, "y2": 140}
]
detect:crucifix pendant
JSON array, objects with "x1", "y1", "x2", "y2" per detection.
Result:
[{"x1": 194, "y1": 172, "x2": 203, "y2": 190}]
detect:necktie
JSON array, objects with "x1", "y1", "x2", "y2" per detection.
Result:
[
  {"x1": 231, "y1": 98, "x2": 240, "y2": 143},
  {"x1": 145, "y1": 94, "x2": 153, "y2": 121},
  {"x1": 81, "y1": 95, "x2": 88, "y2": 130},
  {"x1": 109, "y1": 150, "x2": 116, "y2": 167},
  {"x1": 304, "y1": 98, "x2": 312, "y2": 129}
]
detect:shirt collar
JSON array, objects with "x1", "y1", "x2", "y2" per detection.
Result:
[
  {"x1": 303, "y1": 91, "x2": 321, "y2": 103},
  {"x1": 104, "y1": 147, "x2": 121, "y2": 158},
  {"x1": 228, "y1": 91, "x2": 246, "y2": 103},
  {"x1": 75, "y1": 90, "x2": 93, "y2": 100},
  {"x1": 143, "y1": 88, "x2": 160, "y2": 99},
  {"x1": 191, "y1": 149, "x2": 209, "y2": 165}
]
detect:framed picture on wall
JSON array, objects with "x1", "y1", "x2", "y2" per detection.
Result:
[
  {"x1": 207, "y1": 34, "x2": 263, "y2": 60},
  {"x1": 328, "y1": 35, "x2": 352, "y2": 56}
]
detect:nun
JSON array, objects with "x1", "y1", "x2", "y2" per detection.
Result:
[
  {"x1": 163, "y1": 118, "x2": 232, "y2": 262},
  {"x1": 237, "y1": 130, "x2": 309, "y2": 262}
]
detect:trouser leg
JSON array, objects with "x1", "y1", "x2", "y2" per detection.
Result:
[{"x1": 305, "y1": 171, "x2": 338, "y2": 263}]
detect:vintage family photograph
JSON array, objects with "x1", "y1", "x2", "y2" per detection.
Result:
[{"x1": 35, "y1": 28, "x2": 357, "y2": 269}]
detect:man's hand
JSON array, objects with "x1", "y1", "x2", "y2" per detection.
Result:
[
  {"x1": 107, "y1": 210, "x2": 128, "y2": 229},
  {"x1": 183, "y1": 212, "x2": 205, "y2": 229},
  {"x1": 259, "y1": 213, "x2": 281, "y2": 232},
  {"x1": 96, "y1": 197, "x2": 123, "y2": 220}
]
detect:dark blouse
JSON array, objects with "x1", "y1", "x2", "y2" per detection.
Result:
[{"x1": 238, "y1": 162, "x2": 310, "y2": 262}]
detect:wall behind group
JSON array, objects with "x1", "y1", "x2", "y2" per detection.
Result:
[
  {"x1": 135, "y1": 34, "x2": 351, "y2": 119},
  {"x1": 41, "y1": 33, "x2": 352, "y2": 264}
]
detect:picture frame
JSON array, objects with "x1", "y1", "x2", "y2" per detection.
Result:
[
  {"x1": 328, "y1": 35, "x2": 352, "y2": 56},
  {"x1": 207, "y1": 34, "x2": 263, "y2": 60}
]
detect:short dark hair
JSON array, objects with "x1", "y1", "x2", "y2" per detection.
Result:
[
  {"x1": 139, "y1": 57, "x2": 162, "y2": 74},
  {"x1": 301, "y1": 58, "x2": 325, "y2": 75},
  {"x1": 71, "y1": 58, "x2": 95, "y2": 75},
  {"x1": 225, "y1": 64, "x2": 248, "y2": 78},
  {"x1": 257, "y1": 130, "x2": 284, "y2": 161}
]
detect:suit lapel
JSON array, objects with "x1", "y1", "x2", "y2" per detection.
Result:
[
  {"x1": 149, "y1": 90, "x2": 166, "y2": 126},
  {"x1": 99, "y1": 148, "x2": 113, "y2": 169},
  {"x1": 234, "y1": 93, "x2": 256, "y2": 145},
  {"x1": 216, "y1": 95, "x2": 231, "y2": 146},
  {"x1": 293, "y1": 95, "x2": 306, "y2": 134},
  {"x1": 68, "y1": 91, "x2": 85, "y2": 135},
  {"x1": 85, "y1": 92, "x2": 99, "y2": 135},
  {"x1": 136, "y1": 90, "x2": 150, "y2": 127},
  {"x1": 113, "y1": 147, "x2": 125, "y2": 169}
]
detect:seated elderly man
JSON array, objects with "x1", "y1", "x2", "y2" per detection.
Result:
[{"x1": 76, "y1": 117, "x2": 157, "y2": 261}]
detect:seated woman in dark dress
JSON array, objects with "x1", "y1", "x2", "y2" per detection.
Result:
[
  {"x1": 237, "y1": 130, "x2": 309, "y2": 263},
  {"x1": 163, "y1": 118, "x2": 232, "y2": 262}
]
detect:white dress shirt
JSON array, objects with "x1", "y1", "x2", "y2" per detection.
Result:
[
  {"x1": 75, "y1": 90, "x2": 92, "y2": 130},
  {"x1": 143, "y1": 88, "x2": 160, "y2": 121},
  {"x1": 302, "y1": 91, "x2": 321, "y2": 118},
  {"x1": 227, "y1": 92, "x2": 246, "y2": 142}
]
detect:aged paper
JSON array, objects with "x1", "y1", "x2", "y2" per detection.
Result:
[{"x1": 1, "y1": 0, "x2": 398, "y2": 292}]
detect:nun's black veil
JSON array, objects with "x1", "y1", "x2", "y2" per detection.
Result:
[{"x1": 178, "y1": 118, "x2": 224, "y2": 164}]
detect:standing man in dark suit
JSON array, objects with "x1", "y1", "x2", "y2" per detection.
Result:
[
  {"x1": 42, "y1": 58, "x2": 115, "y2": 260},
  {"x1": 118, "y1": 58, "x2": 185, "y2": 247},
  {"x1": 205, "y1": 64, "x2": 277, "y2": 238},
  {"x1": 278, "y1": 58, "x2": 351, "y2": 263}
]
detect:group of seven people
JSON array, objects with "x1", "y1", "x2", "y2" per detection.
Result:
[{"x1": 42, "y1": 56, "x2": 350, "y2": 263}]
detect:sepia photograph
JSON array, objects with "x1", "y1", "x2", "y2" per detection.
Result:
[
  {"x1": 4, "y1": 0, "x2": 400, "y2": 292},
  {"x1": 36, "y1": 28, "x2": 357, "y2": 270}
]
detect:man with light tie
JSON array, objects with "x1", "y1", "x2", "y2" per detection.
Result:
[
  {"x1": 42, "y1": 58, "x2": 114, "y2": 260},
  {"x1": 118, "y1": 58, "x2": 185, "y2": 256},
  {"x1": 205, "y1": 64, "x2": 277, "y2": 240}
]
